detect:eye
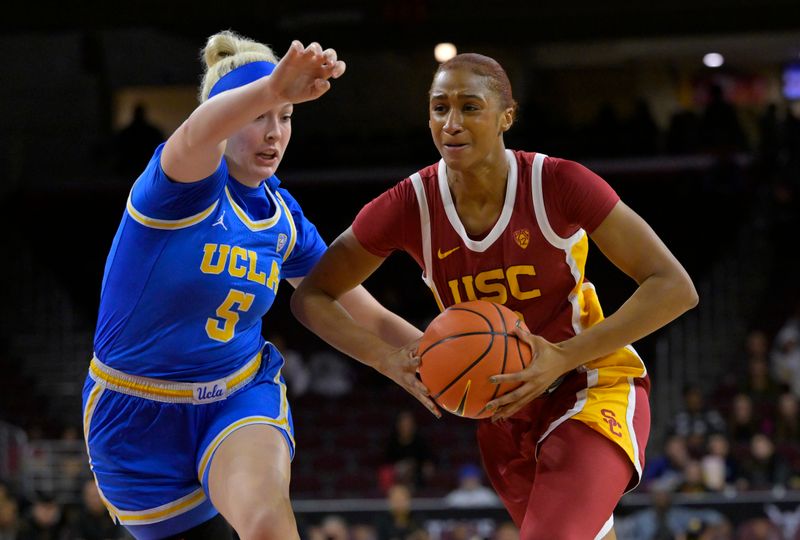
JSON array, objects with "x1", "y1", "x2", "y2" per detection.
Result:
[
  {"x1": 431, "y1": 104, "x2": 447, "y2": 113},
  {"x1": 281, "y1": 114, "x2": 292, "y2": 122},
  {"x1": 255, "y1": 113, "x2": 266, "y2": 121},
  {"x1": 464, "y1": 103, "x2": 480, "y2": 112}
]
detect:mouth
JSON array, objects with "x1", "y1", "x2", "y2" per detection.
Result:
[
  {"x1": 443, "y1": 143, "x2": 468, "y2": 152},
  {"x1": 255, "y1": 149, "x2": 279, "y2": 165}
]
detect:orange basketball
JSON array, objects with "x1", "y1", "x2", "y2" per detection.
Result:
[{"x1": 418, "y1": 300, "x2": 532, "y2": 419}]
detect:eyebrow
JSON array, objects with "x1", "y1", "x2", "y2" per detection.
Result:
[{"x1": 430, "y1": 93, "x2": 486, "y2": 100}]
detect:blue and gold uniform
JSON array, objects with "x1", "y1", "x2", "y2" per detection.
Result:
[{"x1": 82, "y1": 144, "x2": 325, "y2": 539}]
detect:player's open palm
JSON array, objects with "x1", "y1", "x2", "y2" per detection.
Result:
[
  {"x1": 487, "y1": 323, "x2": 569, "y2": 420},
  {"x1": 378, "y1": 343, "x2": 442, "y2": 419},
  {"x1": 270, "y1": 40, "x2": 346, "y2": 104}
]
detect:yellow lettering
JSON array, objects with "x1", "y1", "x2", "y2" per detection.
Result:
[
  {"x1": 247, "y1": 251, "x2": 266, "y2": 285},
  {"x1": 206, "y1": 289, "x2": 255, "y2": 342},
  {"x1": 448, "y1": 279, "x2": 463, "y2": 304},
  {"x1": 461, "y1": 275, "x2": 477, "y2": 301},
  {"x1": 200, "y1": 244, "x2": 230, "y2": 274},
  {"x1": 266, "y1": 260, "x2": 280, "y2": 293},
  {"x1": 475, "y1": 269, "x2": 507, "y2": 303},
  {"x1": 228, "y1": 247, "x2": 248, "y2": 278},
  {"x1": 507, "y1": 265, "x2": 541, "y2": 300}
]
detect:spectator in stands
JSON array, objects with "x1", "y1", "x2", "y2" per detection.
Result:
[
  {"x1": 666, "y1": 108, "x2": 702, "y2": 154},
  {"x1": 384, "y1": 410, "x2": 436, "y2": 490},
  {"x1": 309, "y1": 515, "x2": 349, "y2": 540},
  {"x1": 374, "y1": 483, "x2": 425, "y2": 540},
  {"x1": 741, "y1": 346, "x2": 784, "y2": 423},
  {"x1": 704, "y1": 433, "x2": 738, "y2": 491},
  {"x1": 307, "y1": 350, "x2": 353, "y2": 398},
  {"x1": 0, "y1": 492, "x2": 20, "y2": 540},
  {"x1": 773, "y1": 392, "x2": 800, "y2": 445},
  {"x1": 113, "y1": 103, "x2": 165, "y2": 176},
  {"x1": 675, "y1": 460, "x2": 709, "y2": 494},
  {"x1": 669, "y1": 384, "x2": 726, "y2": 456},
  {"x1": 445, "y1": 463, "x2": 500, "y2": 508},
  {"x1": 350, "y1": 523, "x2": 378, "y2": 540},
  {"x1": 771, "y1": 321, "x2": 800, "y2": 397},
  {"x1": 268, "y1": 334, "x2": 310, "y2": 398},
  {"x1": 65, "y1": 479, "x2": 125, "y2": 540},
  {"x1": 736, "y1": 433, "x2": 791, "y2": 491},
  {"x1": 734, "y1": 516, "x2": 783, "y2": 540},
  {"x1": 492, "y1": 522, "x2": 520, "y2": 540},
  {"x1": 16, "y1": 491, "x2": 64, "y2": 540},
  {"x1": 700, "y1": 83, "x2": 747, "y2": 153},
  {"x1": 626, "y1": 98, "x2": 660, "y2": 156},
  {"x1": 728, "y1": 393, "x2": 761, "y2": 445},
  {"x1": 643, "y1": 434, "x2": 692, "y2": 491},
  {"x1": 615, "y1": 484, "x2": 729, "y2": 540}
]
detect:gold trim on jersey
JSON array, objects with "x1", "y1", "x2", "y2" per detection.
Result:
[
  {"x1": 88, "y1": 352, "x2": 262, "y2": 404},
  {"x1": 126, "y1": 195, "x2": 218, "y2": 230},
  {"x1": 273, "y1": 191, "x2": 298, "y2": 262},
  {"x1": 108, "y1": 488, "x2": 207, "y2": 525},
  {"x1": 224, "y1": 185, "x2": 282, "y2": 231}
]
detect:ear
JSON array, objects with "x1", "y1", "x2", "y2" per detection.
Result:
[{"x1": 500, "y1": 109, "x2": 514, "y2": 132}]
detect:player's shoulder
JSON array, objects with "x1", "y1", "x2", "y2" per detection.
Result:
[
  {"x1": 512, "y1": 150, "x2": 596, "y2": 185},
  {"x1": 386, "y1": 161, "x2": 440, "y2": 200}
]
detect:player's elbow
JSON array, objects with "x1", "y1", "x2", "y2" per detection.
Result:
[
  {"x1": 676, "y1": 272, "x2": 699, "y2": 312},
  {"x1": 289, "y1": 283, "x2": 312, "y2": 322}
]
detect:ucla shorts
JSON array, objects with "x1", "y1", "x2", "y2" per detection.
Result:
[{"x1": 81, "y1": 343, "x2": 294, "y2": 540}]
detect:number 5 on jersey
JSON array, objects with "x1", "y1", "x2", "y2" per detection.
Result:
[{"x1": 206, "y1": 289, "x2": 255, "y2": 342}]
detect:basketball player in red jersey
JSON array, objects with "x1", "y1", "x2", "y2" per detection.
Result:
[{"x1": 291, "y1": 54, "x2": 697, "y2": 539}]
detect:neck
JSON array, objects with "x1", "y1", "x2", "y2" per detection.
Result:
[{"x1": 446, "y1": 147, "x2": 508, "y2": 205}]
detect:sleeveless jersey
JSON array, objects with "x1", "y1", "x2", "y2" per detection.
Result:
[
  {"x1": 93, "y1": 144, "x2": 326, "y2": 381},
  {"x1": 352, "y1": 149, "x2": 647, "y2": 376}
]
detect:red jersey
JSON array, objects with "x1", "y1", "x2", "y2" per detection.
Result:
[
  {"x1": 353, "y1": 150, "x2": 627, "y2": 346},
  {"x1": 354, "y1": 150, "x2": 651, "y2": 526}
]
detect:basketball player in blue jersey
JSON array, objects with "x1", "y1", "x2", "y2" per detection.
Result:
[{"x1": 82, "y1": 31, "x2": 422, "y2": 540}]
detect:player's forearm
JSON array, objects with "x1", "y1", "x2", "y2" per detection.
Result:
[
  {"x1": 291, "y1": 286, "x2": 399, "y2": 369},
  {"x1": 174, "y1": 77, "x2": 281, "y2": 152},
  {"x1": 560, "y1": 271, "x2": 698, "y2": 369},
  {"x1": 338, "y1": 286, "x2": 423, "y2": 348}
]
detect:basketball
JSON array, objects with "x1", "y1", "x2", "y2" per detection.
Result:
[{"x1": 418, "y1": 300, "x2": 532, "y2": 419}]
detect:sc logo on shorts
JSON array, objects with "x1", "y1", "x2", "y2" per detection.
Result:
[{"x1": 600, "y1": 409, "x2": 623, "y2": 437}]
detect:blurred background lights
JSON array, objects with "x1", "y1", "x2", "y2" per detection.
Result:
[
  {"x1": 703, "y1": 52, "x2": 725, "y2": 67},
  {"x1": 434, "y1": 42, "x2": 457, "y2": 63}
]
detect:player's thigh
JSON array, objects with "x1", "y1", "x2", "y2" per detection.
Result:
[
  {"x1": 522, "y1": 419, "x2": 633, "y2": 540},
  {"x1": 207, "y1": 424, "x2": 295, "y2": 530}
]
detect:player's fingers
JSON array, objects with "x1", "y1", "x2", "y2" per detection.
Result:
[
  {"x1": 491, "y1": 402, "x2": 524, "y2": 422},
  {"x1": 285, "y1": 40, "x2": 303, "y2": 58},
  {"x1": 412, "y1": 378, "x2": 430, "y2": 396},
  {"x1": 485, "y1": 385, "x2": 528, "y2": 411},
  {"x1": 306, "y1": 42, "x2": 323, "y2": 57},
  {"x1": 410, "y1": 388, "x2": 441, "y2": 418},
  {"x1": 488, "y1": 372, "x2": 523, "y2": 385},
  {"x1": 331, "y1": 60, "x2": 346, "y2": 79},
  {"x1": 322, "y1": 48, "x2": 337, "y2": 66}
]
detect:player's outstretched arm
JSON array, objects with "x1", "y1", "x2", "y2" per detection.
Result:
[
  {"x1": 292, "y1": 228, "x2": 440, "y2": 417},
  {"x1": 162, "y1": 40, "x2": 345, "y2": 183}
]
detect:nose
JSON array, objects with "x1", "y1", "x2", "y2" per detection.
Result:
[
  {"x1": 263, "y1": 114, "x2": 280, "y2": 141},
  {"x1": 443, "y1": 109, "x2": 463, "y2": 135}
]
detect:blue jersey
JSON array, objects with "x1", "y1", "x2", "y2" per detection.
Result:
[{"x1": 93, "y1": 144, "x2": 326, "y2": 381}]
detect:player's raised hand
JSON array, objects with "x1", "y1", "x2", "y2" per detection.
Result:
[
  {"x1": 378, "y1": 343, "x2": 442, "y2": 419},
  {"x1": 485, "y1": 321, "x2": 568, "y2": 421},
  {"x1": 269, "y1": 40, "x2": 346, "y2": 104}
]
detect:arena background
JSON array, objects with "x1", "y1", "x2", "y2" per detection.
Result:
[{"x1": 1, "y1": 1, "x2": 799, "y2": 538}]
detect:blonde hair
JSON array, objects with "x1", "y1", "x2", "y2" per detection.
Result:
[{"x1": 199, "y1": 30, "x2": 279, "y2": 102}]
